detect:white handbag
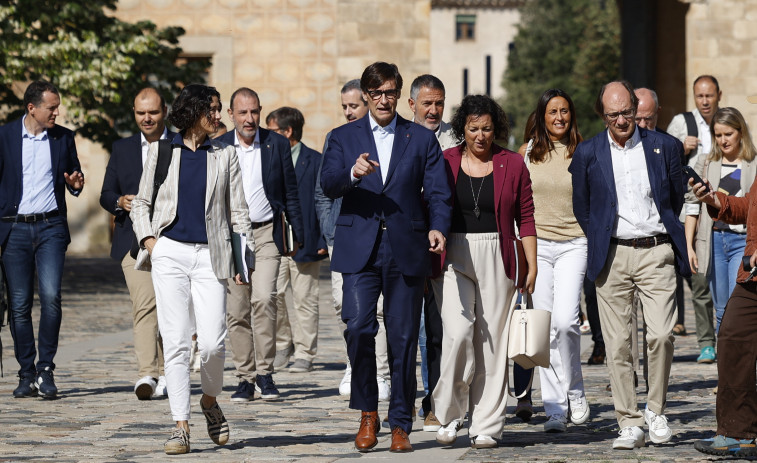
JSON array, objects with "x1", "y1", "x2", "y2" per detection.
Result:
[{"x1": 507, "y1": 294, "x2": 551, "y2": 369}]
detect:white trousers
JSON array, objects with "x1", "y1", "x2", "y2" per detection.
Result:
[
  {"x1": 533, "y1": 237, "x2": 588, "y2": 418},
  {"x1": 431, "y1": 233, "x2": 517, "y2": 437},
  {"x1": 151, "y1": 237, "x2": 228, "y2": 421}
]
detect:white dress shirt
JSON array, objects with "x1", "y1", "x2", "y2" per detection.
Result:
[
  {"x1": 234, "y1": 130, "x2": 273, "y2": 223},
  {"x1": 18, "y1": 115, "x2": 57, "y2": 214},
  {"x1": 140, "y1": 128, "x2": 169, "y2": 167},
  {"x1": 609, "y1": 128, "x2": 668, "y2": 239}
]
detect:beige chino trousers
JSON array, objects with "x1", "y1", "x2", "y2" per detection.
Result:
[
  {"x1": 226, "y1": 222, "x2": 281, "y2": 380},
  {"x1": 275, "y1": 257, "x2": 321, "y2": 362},
  {"x1": 432, "y1": 233, "x2": 518, "y2": 438},
  {"x1": 121, "y1": 253, "x2": 164, "y2": 378},
  {"x1": 595, "y1": 242, "x2": 676, "y2": 428}
]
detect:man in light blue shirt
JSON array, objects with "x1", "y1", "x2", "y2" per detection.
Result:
[{"x1": 0, "y1": 80, "x2": 84, "y2": 399}]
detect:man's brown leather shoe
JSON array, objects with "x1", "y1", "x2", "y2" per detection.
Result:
[
  {"x1": 355, "y1": 411, "x2": 379, "y2": 452},
  {"x1": 390, "y1": 426, "x2": 413, "y2": 452}
]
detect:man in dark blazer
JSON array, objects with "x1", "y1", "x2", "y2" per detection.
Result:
[
  {"x1": 218, "y1": 88, "x2": 304, "y2": 402},
  {"x1": 99, "y1": 87, "x2": 173, "y2": 400},
  {"x1": 321, "y1": 62, "x2": 452, "y2": 453},
  {"x1": 0, "y1": 80, "x2": 84, "y2": 399},
  {"x1": 569, "y1": 81, "x2": 690, "y2": 450},
  {"x1": 266, "y1": 107, "x2": 327, "y2": 374}
]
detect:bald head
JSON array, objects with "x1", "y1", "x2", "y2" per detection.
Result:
[
  {"x1": 634, "y1": 87, "x2": 659, "y2": 130},
  {"x1": 599, "y1": 81, "x2": 637, "y2": 146},
  {"x1": 133, "y1": 87, "x2": 167, "y2": 142}
]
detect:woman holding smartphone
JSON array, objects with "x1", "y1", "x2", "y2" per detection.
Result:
[{"x1": 685, "y1": 107, "x2": 757, "y2": 359}]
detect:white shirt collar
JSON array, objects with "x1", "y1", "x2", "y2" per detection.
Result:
[
  {"x1": 140, "y1": 127, "x2": 168, "y2": 146},
  {"x1": 234, "y1": 128, "x2": 260, "y2": 149},
  {"x1": 607, "y1": 126, "x2": 641, "y2": 150},
  {"x1": 369, "y1": 113, "x2": 397, "y2": 134}
]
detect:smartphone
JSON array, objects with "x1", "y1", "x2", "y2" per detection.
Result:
[
  {"x1": 683, "y1": 165, "x2": 711, "y2": 194},
  {"x1": 743, "y1": 255, "x2": 753, "y2": 272}
]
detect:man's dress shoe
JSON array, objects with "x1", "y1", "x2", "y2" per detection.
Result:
[
  {"x1": 355, "y1": 411, "x2": 379, "y2": 452},
  {"x1": 390, "y1": 426, "x2": 413, "y2": 452}
]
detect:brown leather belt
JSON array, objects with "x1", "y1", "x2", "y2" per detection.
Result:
[
  {"x1": 611, "y1": 234, "x2": 671, "y2": 249},
  {"x1": 251, "y1": 219, "x2": 273, "y2": 229},
  {"x1": 1, "y1": 210, "x2": 60, "y2": 223}
]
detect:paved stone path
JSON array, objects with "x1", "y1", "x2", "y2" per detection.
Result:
[{"x1": 0, "y1": 257, "x2": 730, "y2": 462}]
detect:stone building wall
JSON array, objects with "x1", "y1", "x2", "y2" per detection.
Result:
[
  {"x1": 69, "y1": 0, "x2": 431, "y2": 255},
  {"x1": 685, "y1": 0, "x2": 757, "y2": 130}
]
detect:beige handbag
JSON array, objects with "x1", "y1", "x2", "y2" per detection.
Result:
[{"x1": 507, "y1": 293, "x2": 551, "y2": 369}]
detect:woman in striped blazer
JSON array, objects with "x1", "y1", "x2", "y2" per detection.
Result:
[{"x1": 131, "y1": 84, "x2": 254, "y2": 455}]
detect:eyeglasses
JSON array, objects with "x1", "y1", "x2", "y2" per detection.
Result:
[
  {"x1": 604, "y1": 109, "x2": 635, "y2": 121},
  {"x1": 366, "y1": 89, "x2": 400, "y2": 101}
]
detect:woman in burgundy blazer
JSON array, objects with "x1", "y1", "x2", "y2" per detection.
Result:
[{"x1": 431, "y1": 95, "x2": 536, "y2": 449}]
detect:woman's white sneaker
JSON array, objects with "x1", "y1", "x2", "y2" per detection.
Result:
[
  {"x1": 569, "y1": 396, "x2": 590, "y2": 425},
  {"x1": 436, "y1": 419, "x2": 463, "y2": 445}
]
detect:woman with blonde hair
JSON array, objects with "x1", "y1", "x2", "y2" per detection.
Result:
[{"x1": 686, "y1": 107, "x2": 757, "y2": 359}]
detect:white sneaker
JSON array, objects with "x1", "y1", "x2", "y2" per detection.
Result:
[
  {"x1": 544, "y1": 414, "x2": 567, "y2": 433},
  {"x1": 190, "y1": 340, "x2": 201, "y2": 372},
  {"x1": 134, "y1": 376, "x2": 156, "y2": 400},
  {"x1": 436, "y1": 419, "x2": 463, "y2": 445},
  {"x1": 471, "y1": 434, "x2": 498, "y2": 449},
  {"x1": 644, "y1": 407, "x2": 672, "y2": 443},
  {"x1": 613, "y1": 426, "x2": 645, "y2": 449},
  {"x1": 569, "y1": 396, "x2": 590, "y2": 425},
  {"x1": 377, "y1": 376, "x2": 391, "y2": 402},
  {"x1": 153, "y1": 375, "x2": 167, "y2": 398},
  {"x1": 338, "y1": 365, "x2": 351, "y2": 396}
]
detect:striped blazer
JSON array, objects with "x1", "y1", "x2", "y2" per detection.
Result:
[{"x1": 130, "y1": 138, "x2": 255, "y2": 278}]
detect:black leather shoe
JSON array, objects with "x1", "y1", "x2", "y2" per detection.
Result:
[
  {"x1": 36, "y1": 367, "x2": 58, "y2": 399},
  {"x1": 587, "y1": 343, "x2": 606, "y2": 365},
  {"x1": 13, "y1": 374, "x2": 38, "y2": 398}
]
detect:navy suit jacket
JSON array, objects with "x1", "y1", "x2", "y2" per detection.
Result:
[
  {"x1": 0, "y1": 117, "x2": 82, "y2": 248},
  {"x1": 320, "y1": 114, "x2": 452, "y2": 277},
  {"x1": 99, "y1": 131, "x2": 177, "y2": 260},
  {"x1": 217, "y1": 128, "x2": 304, "y2": 255},
  {"x1": 569, "y1": 127, "x2": 691, "y2": 281},
  {"x1": 292, "y1": 143, "x2": 327, "y2": 263}
]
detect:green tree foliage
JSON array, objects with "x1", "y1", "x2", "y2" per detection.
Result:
[
  {"x1": 502, "y1": 0, "x2": 621, "y2": 142},
  {"x1": 0, "y1": 0, "x2": 209, "y2": 148}
]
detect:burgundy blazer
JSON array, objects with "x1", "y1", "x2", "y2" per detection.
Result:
[{"x1": 433, "y1": 143, "x2": 536, "y2": 281}]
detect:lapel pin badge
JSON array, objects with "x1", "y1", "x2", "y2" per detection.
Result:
[{"x1": 654, "y1": 148, "x2": 660, "y2": 154}]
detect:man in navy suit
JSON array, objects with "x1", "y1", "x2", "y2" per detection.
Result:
[
  {"x1": 321, "y1": 62, "x2": 452, "y2": 452},
  {"x1": 266, "y1": 107, "x2": 327, "y2": 374},
  {"x1": 0, "y1": 80, "x2": 84, "y2": 399},
  {"x1": 570, "y1": 81, "x2": 689, "y2": 450},
  {"x1": 99, "y1": 87, "x2": 173, "y2": 400},
  {"x1": 218, "y1": 88, "x2": 304, "y2": 402}
]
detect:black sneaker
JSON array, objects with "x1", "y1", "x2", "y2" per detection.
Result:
[
  {"x1": 36, "y1": 367, "x2": 58, "y2": 399},
  {"x1": 230, "y1": 380, "x2": 254, "y2": 402},
  {"x1": 13, "y1": 374, "x2": 38, "y2": 398},
  {"x1": 255, "y1": 374, "x2": 280, "y2": 400}
]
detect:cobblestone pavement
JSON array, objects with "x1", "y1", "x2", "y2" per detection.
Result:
[{"x1": 0, "y1": 257, "x2": 735, "y2": 462}]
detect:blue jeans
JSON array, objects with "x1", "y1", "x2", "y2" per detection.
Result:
[
  {"x1": 709, "y1": 230, "x2": 746, "y2": 334},
  {"x1": 2, "y1": 215, "x2": 67, "y2": 377}
]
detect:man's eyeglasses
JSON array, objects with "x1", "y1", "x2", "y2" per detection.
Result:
[
  {"x1": 604, "y1": 109, "x2": 635, "y2": 121},
  {"x1": 366, "y1": 89, "x2": 400, "y2": 101}
]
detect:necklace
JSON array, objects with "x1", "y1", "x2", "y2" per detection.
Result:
[{"x1": 465, "y1": 154, "x2": 491, "y2": 219}]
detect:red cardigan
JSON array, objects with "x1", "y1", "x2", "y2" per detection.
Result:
[{"x1": 433, "y1": 143, "x2": 536, "y2": 280}]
